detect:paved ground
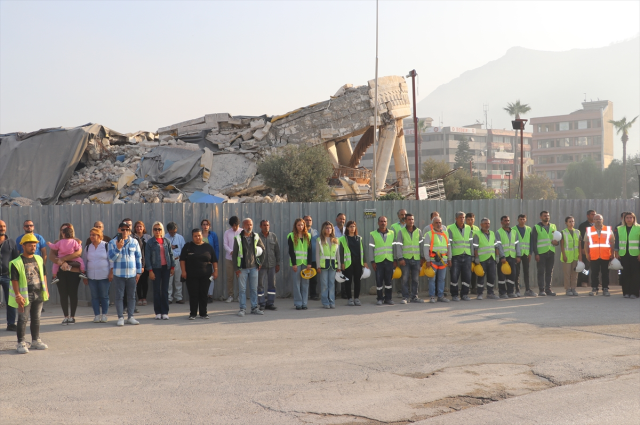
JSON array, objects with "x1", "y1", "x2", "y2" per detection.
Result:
[{"x1": 1, "y1": 287, "x2": 638, "y2": 425}]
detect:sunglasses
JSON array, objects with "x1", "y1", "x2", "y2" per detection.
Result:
[
  {"x1": 153, "y1": 228, "x2": 162, "y2": 231},
  {"x1": 119, "y1": 228, "x2": 130, "y2": 232}
]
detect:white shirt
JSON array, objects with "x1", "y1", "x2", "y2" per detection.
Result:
[
  {"x1": 335, "y1": 225, "x2": 345, "y2": 238},
  {"x1": 83, "y1": 241, "x2": 111, "y2": 280}
]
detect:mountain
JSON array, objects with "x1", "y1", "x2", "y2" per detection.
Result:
[{"x1": 417, "y1": 37, "x2": 640, "y2": 158}]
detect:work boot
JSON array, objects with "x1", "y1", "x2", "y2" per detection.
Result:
[
  {"x1": 451, "y1": 296, "x2": 460, "y2": 302},
  {"x1": 603, "y1": 288, "x2": 610, "y2": 297},
  {"x1": 589, "y1": 288, "x2": 598, "y2": 296},
  {"x1": 508, "y1": 294, "x2": 517, "y2": 298},
  {"x1": 538, "y1": 290, "x2": 547, "y2": 297},
  {"x1": 487, "y1": 294, "x2": 499, "y2": 300},
  {"x1": 437, "y1": 297, "x2": 450, "y2": 303},
  {"x1": 524, "y1": 289, "x2": 537, "y2": 297},
  {"x1": 461, "y1": 295, "x2": 471, "y2": 301},
  {"x1": 545, "y1": 289, "x2": 556, "y2": 296},
  {"x1": 500, "y1": 294, "x2": 508, "y2": 299},
  {"x1": 476, "y1": 294, "x2": 483, "y2": 300}
]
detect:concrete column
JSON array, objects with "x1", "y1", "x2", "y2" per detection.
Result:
[
  {"x1": 374, "y1": 121, "x2": 398, "y2": 192},
  {"x1": 335, "y1": 139, "x2": 353, "y2": 166},
  {"x1": 392, "y1": 119, "x2": 411, "y2": 190},
  {"x1": 324, "y1": 141, "x2": 340, "y2": 167}
]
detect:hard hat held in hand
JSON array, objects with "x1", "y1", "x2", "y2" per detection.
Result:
[
  {"x1": 552, "y1": 231, "x2": 563, "y2": 242},
  {"x1": 501, "y1": 262, "x2": 512, "y2": 275},
  {"x1": 361, "y1": 268, "x2": 371, "y2": 279},
  {"x1": 473, "y1": 263, "x2": 485, "y2": 277},
  {"x1": 392, "y1": 267, "x2": 402, "y2": 279},
  {"x1": 255, "y1": 246, "x2": 263, "y2": 257},
  {"x1": 608, "y1": 258, "x2": 623, "y2": 270},
  {"x1": 575, "y1": 261, "x2": 585, "y2": 273},
  {"x1": 424, "y1": 266, "x2": 435, "y2": 278},
  {"x1": 300, "y1": 268, "x2": 317, "y2": 280},
  {"x1": 335, "y1": 272, "x2": 349, "y2": 283}
]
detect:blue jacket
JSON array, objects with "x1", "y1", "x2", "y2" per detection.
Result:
[
  {"x1": 206, "y1": 232, "x2": 220, "y2": 260},
  {"x1": 144, "y1": 237, "x2": 176, "y2": 271}
]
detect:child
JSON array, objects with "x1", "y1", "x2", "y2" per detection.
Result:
[{"x1": 47, "y1": 227, "x2": 87, "y2": 284}]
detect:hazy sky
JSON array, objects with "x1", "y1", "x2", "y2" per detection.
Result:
[{"x1": 1, "y1": 1, "x2": 638, "y2": 134}]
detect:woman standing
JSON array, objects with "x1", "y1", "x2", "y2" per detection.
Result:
[
  {"x1": 49, "y1": 223, "x2": 83, "y2": 324},
  {"x1": 145, "y1": 222, "x2": 175, "y2": 320},
  {"x1": 615, "y1": 212, "x2": 640, "y2": 299},
  {"x1": 134, "y1": 221, "x2": 152, "y2": 306},
  {"x1": 560, "y1": 216, "x2": 580, "y2": 296},
  {"x1": 338, "y1": 221, "x2": 368, "y2": 306},
  {"x1": 288, "y1": 218, "x2": 312, "y2": 310},
  {"x1": 82, "y1": 227, "x2": 111, "y2": 323},
  {"x1": 316, "y1": 222, "x2": 340, "y2": 309},
  {"x1": 181, "y1": 229, "x2": 218, "y2": 319},
  {"x1": 200, "y1": 219, "x2": 220, "y2": 303}
]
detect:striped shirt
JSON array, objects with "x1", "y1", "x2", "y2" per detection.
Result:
[{"x1": 108, "y1": 237, "x2": 142, "y2": 278}]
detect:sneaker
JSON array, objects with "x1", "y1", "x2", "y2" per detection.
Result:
[
  {"x1": 330, "y1": 304, "x2": 336, "y2": 309},
  {"x1": 545, "y1": 290, "x2": 556, "y2": 296},
  {"x1": 411, "y1": 297, "x2": 424, "y2": 303},
  {"x1": 623, "y1": 294, "x2": 630, "y2": 298},
  {"x1": 323, "y1": 305, "x2": 331, "y2": 309},
  {"x1": 17, "y1": 342, "x2": 29, "y2": 354},
  {"x1": 631, "y1": 295, "x2": 637, "y2": 299},
  {"x1": 429, "y1": 297, "x2": 437, "y2": 303},
  {"x1": 538, "y1": 291, "x2": 547, "y2": 297},
  {"x1": 6, "y1": 324, "x2": 17, "y2": 331},
  {"x1": 400, "y1": 298, "x2": 408, "y2": 304},
  {"x1": 461, "y1": 295, "x2": 470, "y2": 301},
  {"x1": 201, "y1": 315, "x2": 210, "y2": 319},
  {"x1": 50, "y1": 277, "x2": 60, "y2": 285},
  {"x1": 155, "y1": 314, "x2": 161, "y2": 320},
  {"x1": 31, "y1": 339, "x2": 48, "y2": 350},
  {"x1": 127, "y1": 317, "x2": 140, "y2": 325},
  {"x1": 68, "y1": 318, "x2": 76, "y2": 324},
  {"x1": 515, "y1": 292, "x2": 521, "y2": 297},
  {"x1": 376, "y1": 300, "x2": 383, "y2": 306},
  {"x1": 384, "y1": 299, "x2": 395, "y2": 305},
  {"x1": 93, "y1": 315, "x2": 101, "y2": 323},
  {"x1": 500, "y1": 294, "x2": 508, "y2": 299},
  {"x1": 508, "y1": 294, "x2": 517, "y2": 298},
  {"x1": 188, "y1": 316, "x2": 196, "y2": 320},
  {"x1": 176, "y1": 300, "x2": 185, "y2": 304},
  {"x1": 354, "y1": 299, "x2": 362, "y2": 306},
  {"x1": 476, "y1": 295, "x2": 483, "y2": 300},
  {"x1": 117, "y1": 317, "x2": 125, "y2": 326},
  {"x1": 225, "y1": 296, "x2": 234, "y2": 303},
  {"x1": 571, "y1": 289, "x2": 579, "y2": 296},
  {"x1": 136, "y1": 300, "x2": 144, "y2": 306},
  {"x1": 437, "y1": 297, "x2": 450, "y2": 303},
  {"x1": 603, "y1": 289, "x2": 610, "y2": 297},
  {"x1": 265, "y1": 305, "x2": 277, "y2": 311},
  {"x1": 487, "y1": 294, "x2": 500, "y2": 300},
  {"x1": 61, "y1": 317, "x2": 69, "y2": 325},
  {"x1": 101, "y1": 315, "x2": 108, "y2": 323},
  {"x1": 451, "y1": 296, "x2": 460, "y2": 301},
  {"x1": 295, "y1": 306, "x2": 302, "y2": 310},
  {"x1": 78, "y1": 273, "x2": 88, "y2": 279},
  {"x1": 524, "y1": 290, "x2": 537, "y2": 297},
  {"x1": 348, "y1": 298, "x2": 355, "y2": 306},
  {"x1": 251, "y1": 308, "x2": 264, "y2": 315},
  {"x1": 589, "y1": 288, "x2": 598, "y2": 296},
  {"x1": 237, "y1": 309, "x2": 245, "y2": 317},
  {"x1": 161, "y1": 314, "x2": 169, "y2": 320},
  {"x1": 302, "y1": 305, "x2": 308, "y2": 310}
]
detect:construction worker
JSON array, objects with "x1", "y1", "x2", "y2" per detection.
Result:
[
  {"x1": 473, "y1": 218, "x2": 500, "y2": 300},
  {"x1": 394, "y1": 213, "x2": 424, "y2": 304},
  {"x1": 577, "y1": 210, "x2": 596, "y2": 287},
  {"x1": 615, "y1": 212, "x2": 640, "y2": 299},
  {"x1": 466, "y1": 213, "x2": 480, "y2": 294},
  {"x1": 423, "y1": 216, "x2": 450, "y2": 303},
  {"x1": 515, "y1": 214, "x2": 536, "y2": 297},
  {"x1": 585, "y1": 214, "x2": 614, "y2": 297},
  {"x1": 497, "y1": 216, "x2": 521, "y2": 298},
  {"x1": 531, "y1": 211, "x2": 559, "y2": 296},
  {"x1": 422, "y1": 211, "x2": 444, "y2": 235},
  {"x1": 447, "y1": 212, "x2": 474, "y2": 301},
  {"x1": 390, "y1": 209, "x2": 406, "y2": 298},
  {"x1": 369, "y1": 216, "x2": 396, "y2": 306},
  {"x1": 560, "y1": 216, "x2": 580, "y2": 296}
]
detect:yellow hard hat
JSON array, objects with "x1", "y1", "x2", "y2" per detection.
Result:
[
  {"x1": 425, "y1": 266, "x2": 435, "y2": 278},
  {"x1": 473, "y1": 263, "x2": 485, "y2": 277},
  {"x1": 301, "y1": 268, "x2": 317, "y2": 280},
  {"x1": 501, "y1": 262, "x2": 512, "y2": 275},
  {"x1": 392, "y1": 267, "x2": 402, "y2": 279},
  {"x1": 20, "y1": 233, "x2": 39, "y2": 245}
]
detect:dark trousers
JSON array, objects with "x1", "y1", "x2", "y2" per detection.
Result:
[
  {"x1": 17, "y1": 300, "x2": 43, "y2": 343},
  {"x1": 57, "y1": 270, "x2": 80, "y2": 317},
  {"x1": 151, "y1": 266, "x2": 170, "y2": 315},
  {"x1": 450, "y1": 254, "x2": 472, "y2": 297},
  {"x1": 619, "y1": 254, "x2": 640, "y2": 296},
  {"x1": 577, "y1": 257, "x2": 591, "y2": 287},
  {"x1": 498, "y1": 257, "x2": 517, "y2": 295},
  {"x1": 137, "y1": 270, "x2": 149, "y2": 300},
  {"x1": 308, "y1": 261, "x2": 318, "y2": 297},
  {"x1": 187, "y1": 276, "x2": 210, "y2": 317},
  {"x1": 590, "y1": 259, "x2": 610, "y2": 290},
  {"x1": 375, "y1": 260, "x2": 394, "y2": 301},
  {"x1": 515, "y1": 254, "x2": 531, "y2": 291},
  {"x1": 343, "y1": 264, "x2": 363, "y2": 299},
  {"x1": 476, "y1": 258, "x2": 496, "y2": 295},
  {"x1": 470, "y1": 273, "x2": 477, "y2": 294},
  {"x1": 536, "y1": 251, "x2": 554, "y2": 291},
  {"x1": 258, "y1": 266, "x2": 277, "y2": 306},
  {"x1": 0, "y1": 277, "x2": 16, "y2": 325}
]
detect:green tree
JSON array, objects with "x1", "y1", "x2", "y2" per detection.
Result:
[
  {"x1": 608, "y1": 115, "x2": 638, "y2": 198},
  {"x1": 523, "y1": 173, "x2": 557, "y2": 200},
  {"x1": 257, "y1": 144, "x2": 333, "y2": 202},
  {"x1": 562, "y1": 159, "x2": 603, "y2": 199},
  {"x1": 453, "y1": 137, "x2": 473, "y2": 170},
  {"x1": 462, "y1": 188, "x2": 495, "y2": 200},
  {"x1": 420, "y1": 159, "x2": 490, "y2": 200},
  {"x1": 379, "y1": 192, "x2": 405, "y2": 201}
]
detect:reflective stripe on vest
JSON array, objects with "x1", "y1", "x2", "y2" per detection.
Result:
[
  {"x1": 8, "y1": 255, "x2": 48, "y2": 308},
  {"x1": 447, "y1": 224, "x2": 472, "y2": 256},
  {"x1": 617, "y1": 224, "x2": 640, "y2": 256},
  {"x1": 370, "y1": 230, "x2": 395, "y2": 263},
  {"x1": 561, "y1": 228, "x2": 580, "y2": 263},
  {"x1": 517, "y1": 226, "x2": 532, "y2": 255},
  {"x1": 497, "y1": 228, "x2": 517, "y2": 258},
  {"x1": 477, "y1": 231, "x2": 496, "y2": 262},
  {"x1": 287, "y1": 232, "x2": 309, "y2": 266},
  {"x1": 424, "y1": 231, "x2": 449, "y2": 264},
  {"x1": 587, "y1": 226, "x2": 612, "y2": 260},
  {"x1": 401, "y1": 227, "x2": 421, "y2": 260},
  {"x1": 318, "y1": 239, "x2": 338, "y2": 269},
  {"x1": 339, "y1": 236, "x2": 364, "y2": 269},
  {"x1": 236, "y1": 234, "x2": 260, "y2": 268},
  {"x1": 535, "y1": 223, "x2": 557, "y2": 254}
]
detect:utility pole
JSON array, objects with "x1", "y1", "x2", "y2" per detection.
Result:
[
  {"x1": 483, "y1": 104, "x2": 489, "y2": 130},
  {"x1": 408, "y1": 69, "x2": 419, "y2": 199},
  {"x1": 371, "y1": 0, "x2": 379, "y2": 200}
]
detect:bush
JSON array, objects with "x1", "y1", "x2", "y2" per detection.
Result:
[{"x1": 379, "y1": 192, "x2": 405, "y2": 201}]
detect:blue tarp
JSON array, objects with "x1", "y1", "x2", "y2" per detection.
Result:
[{"x1": 188, "y1": 191, "x2": 225, "y2": 204}]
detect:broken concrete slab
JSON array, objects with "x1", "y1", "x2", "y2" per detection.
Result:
[
  {"x1": 116, "y1": 169, "x2": 136, "y2": 191},
  {"x1": 206, "y1": 154, "x2": 258, "y2": 195},
  {"x1": 89, "y1": 190, "x2": 116, "y2": 204},
  {"x1": 228, "y1": 175, "x2": 267, "y2": 197},
  {"x1": 163, "y1": 193, "x2": 183, "y2": 203}
]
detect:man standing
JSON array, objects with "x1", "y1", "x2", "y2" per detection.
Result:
[
  {"x1": 577, "y1": 210, "x2": 596, "y2": 287},
  {"x1": 423, "y1": 212, "x2": 445, "y2": 235},
  {"x1": 497, "y1": 216, "x2": 521, "y2": 298},
  {"x1": 233, "y1": 218, "x2": 266, "y2": 316},
  {"x1": 16, "y1": 220, "x2": 47, "y2": 263},
  {"x1": 466, "y1": 213, "x2": 480, "y2": 294},
  {"x1": 390, "y1": 209, "x2": 407, "y2": 297},
  {"x1": 10, "y1": 234, "x2": 49, "y2": 354},
  {"x1": 447, "y1": 212, "x2": 474, "y2": 301},
  {"x1": 223, "y1": 216, "x2": 242, "y2": 302},
  {"x1": 334, "y1": 213, "x2": 348, "y2": 299},
  {"x1": 531, "y1": 211, "x2": 559, "y2": 296},
  {"x1": 423, "y1": 216, "x2": 450, "y2": 303},
  {"x1": 108, "y1": 222, "x2": 142, "y2": 326},
  {"x1": 394, "y1": 213, "x2": 424, "y2": 304},
  {"x1": 258, "y1": 220, "x2": 280, "y2": 311},
  {"x1": 585, "y1": 214, "x2": 614, "y2": 297},
  {"x1": 85, "y1": 221, "x2": 111, "y2": 246},
  {"x1": 0, "y1": 220, "x2": 19, "y2": 331},
  {"x1": 473, "y1": 218, "x2": 500, "y2": 300},
  {"x1": 369, "y1": 216, "x2": 396, "y2": 306},
  {"x1": 304, "y1": 216, "x2": 320, "y2": 301},
  {"x1": 165, "y1": 222, "x2": 186, "y2": 304},
  {"x1": 515, "y1": 214, "x2": 536, "y2": 297}
]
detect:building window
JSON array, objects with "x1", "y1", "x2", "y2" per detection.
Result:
[
  {"x1": 592, "y1": 136, "x2": 602, "y2": 145},
  {"x1": 578, "y1": 120, "x2": 588, "y2": 129},
  {"x1": 535, "y1": 156, "x2": 555, "y2": 164},
  {"x1": 525, "y1": 151, "x2": 531, "y2": 158},
  {"x1": 559, "y1": 122, "x2": 569, "y2": 131},
  {"x1": 559, "y1": 154, "x2": 574, "y2": 163},
  {"x1": 546, "y1": 171, "x2": 555, "y2": 179},
  {"x1": 493, "y1": 136, "x2": 504, "y2": 143},
  {"x1": 538, "y1": 139, "x2": 554, "y2": 149},
  {"x1": 558, "y1": 138, "x2": 571, "y2": 147},
  {"x1": 592, "y1": 119, "x2": 601, "y2": 128},
  {"x1": 575, "y1": 137, "x2": 588, "y2": 146}
]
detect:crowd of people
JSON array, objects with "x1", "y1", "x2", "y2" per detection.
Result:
[{"x1": 0, "y1": 207, "x2": 637, "y2": 355}]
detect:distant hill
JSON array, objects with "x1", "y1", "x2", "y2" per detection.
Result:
[{"x1": 417, "y1": 37, "x2": 640, "y2": 158}]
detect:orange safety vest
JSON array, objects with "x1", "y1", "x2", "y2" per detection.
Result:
[
  {"x1": 586, "y1": 225, "x2": 612, "y2": 261},
  {"x1": 428, "y1": 231, "x2": 449, "y2": 270}
]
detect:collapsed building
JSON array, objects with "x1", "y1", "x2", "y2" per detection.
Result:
[{"x1": 0, "y1": 76, "x2": 413, "y2": 206}]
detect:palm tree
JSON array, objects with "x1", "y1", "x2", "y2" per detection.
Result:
[
  {"x1": 503, "y1": 100, "x2": 531, "y2": 198},
  {"x1": 609, "y1": 115, "x2": 638, "y2": 198}
]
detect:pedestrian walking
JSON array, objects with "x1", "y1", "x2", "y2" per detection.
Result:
[
  {"x1": 108, "y1": 221, "x2": 142, "y2": 326},
  {"x1": 304, "y1": 215, "x2": 320, "y2": 301},
  {"x1": 370, "y1": 216, "x2": 396, "y2": 306},
  {"x1": 257, "y1": 220, "x2": 280, "y2": 311},
  {"x1": 531, "y1": 211, "x2": 559, "y2": 296},
  {"x1": 200, "y1": 219, "x2": 220, "y2": 303},
  {"x1": 447, "y1": 212, "x2": 474, "y2": 301},
  {"x1": 82, "y1": 227, "x2": 111, "y2": 323},
  {"x1": 339, "y1": 221, "x2": 367, "y2": 306},
  {"x1": 585, "y1": 214, "x2": 614, "y2": 297},
  {"x1": 560, "y1": 216, "x2": 580, "y2": 296},
  {"x1": 497, "y1": 216, "x2": 521, "y2": 298},
  {"x1": 473, "y1": 218, "x2": 500, "y2": 300},
  {"x1": 316, "y1": 221, "x2": 340, "y2": 309},
  {"x1": 287, "y1": 218, "x2": 312, "y2": 310},
  {"x1": 615, "y1": 212, "x2": 640, "y2": 298},
  {"x1": 515, "y1": 214, "x2": 536, "y2": 297},
  {"x1": 181, "y1": 229, "x2": 217, "y2": 320},
  {"x1": 0, "y1": 219, "x2": 19, "y2": 331},
  {"x1": 165, "y1": 222, "x2": 185, "y2": 304},
  {"x1": 133, "y1": 221, "x2": 151, "y2": 306},
  {"x1": 145, "y1": 222, "x2": 175, "y2": 320},
  {"x1": 223, "y1": 216, "x2": 242, "y2": 303},
  {"x1": 423, "y1": 216, "x2": 450, "y2": 303},
  {"x1": 233, "y1": 218, "x2": 266, "y2": 316},
  {"x1": 49, "y1": 223, "x2": 83, "y2": 324},
  {"x1": 394, "y1": 213, "x2": 424, "y2": 304}
]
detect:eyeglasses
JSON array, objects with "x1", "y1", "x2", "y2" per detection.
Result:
[{"x1": 153, "y1": 228, "x2": 162, "y2": 231}]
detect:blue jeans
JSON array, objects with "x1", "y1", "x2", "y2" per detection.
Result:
[
  {"x1": 319, "y1": 268, "x2": 336, "y2": 306},
  {"x1": 114, "y1": 276, "x2": 137, "y2": 319},
  {"x1": 88, "y1": 278, "x2": 110, "y2": 315},
  {"x1": 152, "y1": 266, "x2": 170, "y2": 315},
  {"x1": 428, "y1": 260, "x2": 447, "y2": 297},
  {"x1": 450, "y1": 254, "x2": 472, "y2": 296},
  {"x1": 400, "y1": 258, "x2": 420, "y2": 299},
  {"x1": 0, "y1": 276, "x2": 16, "y2": 325},
  {"x1": 238, "y1": 267, "x2": 259, "y2": 310},
  {"x1": 292, "y1": 268, "x2": 309, "y2": 307}
]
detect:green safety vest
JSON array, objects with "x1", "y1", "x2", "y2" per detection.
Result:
[
  {"x1": 235, "y1": 233, "x2": 260, "y2": 268},
  {"x1": 497, "y1": 228, "x2": 517, "y2": 259},
  {"x1": 8, "y1": 255, "x2": 48, "y2": 308},
  {"x1": 287, "y1": 232, "x2": 309, "y2": 266},
  {"x1": 338, "y1": 236, "x2": 364, "y2": 269},
  {"x1": 617, "y1": 224, "x2": 640, "y2": 256},
  {"x1": 516, "y1": 226, "x2": 531, "y2": 255},
  {"x1": 477, "y1": 231, "x2": 496, "y2": 262},
  {"x1": 318, "y1": 239, "x2": 338, "y2": 269},
  {"x1": 400, "y1": 227, "x2": 422, "y2": 260},
  {"x1": 535, "y1": 223, "x2": 557, "y2": 254},
  {"x1": 470, "y1": 225, "x2": 480, "y2": 237},
  {"x1": 424, "y1": 231, "x2": 449, "y2": 263},
  {"x1": 561, "y1": 228, "x2": 580, "y2": 263},
  {"x1": 447, "y1": 224, "x2": 472, "y2": 256},
  {"x1": 390, "y1": 222, "x2": 404, "y2": 236},
  {"x1": 370, "y1": 230, "x2": 395, "y2": 263}
]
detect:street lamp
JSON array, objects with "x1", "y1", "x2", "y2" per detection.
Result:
[
  {"x1": 512, "y1": 118, "x2": 528, "y2": 199},
  {"x1": 505, "y1": 170, "x2": 511, "y2": 198},
  {"x1": 635, "y1": 163, "x2": 640, "y2": 197}
]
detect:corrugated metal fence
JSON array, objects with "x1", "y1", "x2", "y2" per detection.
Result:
[{"x1": 1, "y1": 199, "x2": 637, "y2": 305}]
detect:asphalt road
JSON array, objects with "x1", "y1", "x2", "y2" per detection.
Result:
[{"x1": 1, "y1": 287, "x2": 638, "y2": 424}]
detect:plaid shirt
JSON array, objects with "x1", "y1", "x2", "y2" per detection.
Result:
[{"x1": 108, "y1": 237, "x2": 142, "y2": 278}]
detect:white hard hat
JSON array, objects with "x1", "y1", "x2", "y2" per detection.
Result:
[
  {"x1": 335, "y1": 273, "x2": 349, "y2": 283},
  {"x1": 552, "y1": 231, "x2": 563, "y2": 242},
  {"x1": 608, "y1": 258, "x2": 623, "y2": 270},
  {"x1": 361, "y1": 268, "x2": 371, "y2": 279},
  {"x1": 255, "y1": 246, "x2": 263, "y2": 257},
  {"x1": 575, "y1": 261, "x2": 585, "y2": 273}
]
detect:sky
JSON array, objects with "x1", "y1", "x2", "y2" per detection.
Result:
[{"x1": 1, "y1": 0, "x2": 639, "y2": 140}]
